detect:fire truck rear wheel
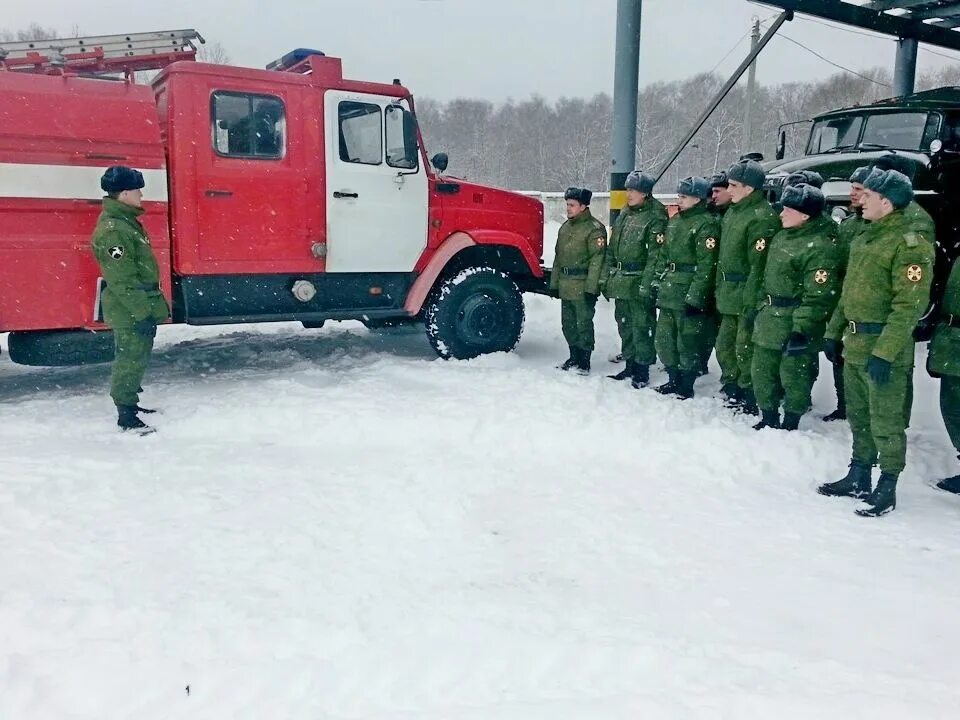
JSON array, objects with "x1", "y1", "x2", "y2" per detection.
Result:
[
  {"x1": 425, "y1": 267, "x2": 525, "y2": 360},
  {"x1": 7, "y1": 329, "x2": 115, "y2": 367}
]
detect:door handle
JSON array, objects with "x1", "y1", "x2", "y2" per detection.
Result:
[
  {"x1": 333, "y1": 191, "x2": 359, "y2": 199},
  {"x1": 205, "y1": 189, "x2": 233, "y2": 197}
]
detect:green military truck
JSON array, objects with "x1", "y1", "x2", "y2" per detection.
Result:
[{"x1": 763, "y1": 86, "x2": 960, "y2": 304}]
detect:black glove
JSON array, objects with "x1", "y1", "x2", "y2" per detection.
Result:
[
  {"x1": 913, "y1": 316, "x2": 936, "y2": 343},
  {"x1": 823, "y1": 338, "x2": 841, "y2": 364},
  {"x1": 866, "y1": 355, "x2": 892, "y2": 385},
  {"x1": 684, "y1": 303, "x2": 705, "y2": 317},
  {"x1": 133, "y1": 318, "x2": 158, "y2": 338},
  {"x1": 783, "y1": 332, "x2": 809, "y2": 357}
]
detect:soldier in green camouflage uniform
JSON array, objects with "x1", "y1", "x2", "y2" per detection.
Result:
[
  {"x1": 818, "y1": 168, "x2": 934, "y2": 517},
  {"x1": 822, "y1": 166, "x2": 870, "y2": 423},
  {"x1": 550, "y1": 187, "x2": 607, "y2": 374},
  {"x1": 90, "y1": 166, "x2": 170, "y2": 433},
  {"x1": 751, "y1": 184, "x2": 842, "y2": 431},
  {"x1": 714, "y1": 160, "x2": 781, "y2": 413},
  {"x1": 653, "y1": 177, "x2": 719, "y2": 399},
  {"x1": 600, "y1": 171, "x2": 668, "y2": 388},
  {"x1": 929, "y1": 257, "x2": 960, "y2": 494}
]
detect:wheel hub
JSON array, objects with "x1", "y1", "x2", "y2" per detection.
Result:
[{"x1": 457, "y1": 293, "x2": 502, "y2": 344}]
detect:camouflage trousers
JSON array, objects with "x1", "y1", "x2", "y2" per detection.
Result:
[
  {"x1": 751, "y1": 346, "x2": 818, "y2": 415},
  {"x1": 561, "y1": 294, "x2": 598, "y2": 351},
  {"x1": 735, "y1": 316, "x2": 756, "y2": 391},
  {"x1": 716, "y1": 313, "x2": 741, "y2": 386},
  {"x1": 111, "y1": 326, "x2": 156, "y2": 407},
  {"x1": 942, "y1": 375, "x2": 960, "y2": 455},
  {"x1": 845, "y1": 359, "x2": 914, "y2": 475},
  {"x1": 655, "y1": 308, "x2": 708, "y2": 373},
  {"x1": 614, "y1": 298, "x2": 656, "y2": 365}
]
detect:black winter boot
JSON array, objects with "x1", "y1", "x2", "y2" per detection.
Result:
[
  {"x1": 576, "y1": 348, "x2": 591, "y2": 375},
  {"x1": 631, "y1": 363, "x2": 650, "y2": 389},
  {"x1": 752, "y1": 409, "x2": 780, "y2": 430},
  {"x1": 558, "y1": 346, "x2": 578, "y2": 371},
  {"x1": 739, "y1": 388, "x2": 759, "y2": 416},
  {"x1": 675, "y1": 370, "x2": 695, "y2": 400},
  {"x1": 936, "y1": 474, "x2": 960, "y2": 495},
  {"x1": 781, "y1": 412, "x2": 801, "y2": 431},
  {"x1": 818, "y1": 463, "x2": 872, "y2": 499},
  {"x1": 655, "y1": 368, "x2": 680, "y2": 395},
  {"x1": 720, "y1": 382, "x2": 740, "y2": 402},
  {"x1": 856, "y1": 473, "x2": 898, "y2": 517},
  {"x1": 117, "y1": 405, "x2": 155, "y2": 434},
  {"x1": 608, "y1": 360, "x2": 633, "y2": 381}
]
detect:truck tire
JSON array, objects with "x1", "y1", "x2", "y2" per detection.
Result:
[
  {"x1": 424, "y1": 267, "x2": 524, "y2": 359},
  {"x1": 7, "y1": 329, "x2": 115, "y2": 367}
]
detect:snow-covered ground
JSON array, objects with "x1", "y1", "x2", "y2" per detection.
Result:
[{"x1": 2, "y1": 246, "x2": 960, "y2": 718}]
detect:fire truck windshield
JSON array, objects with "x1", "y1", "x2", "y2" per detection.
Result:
[{"x1": 806, "y1": 111, "x2": 939, "y2": 155}]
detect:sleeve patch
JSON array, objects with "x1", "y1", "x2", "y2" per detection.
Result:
[
  {"x1": 755, "y1": 238, "x2": 767, "y2": 252},
  {"x1": 906, "y1": 264, "x2": 923, "y2": 282},
  {"x1": 656, "y1": 233, "x2": 665, "y2": 245},
  {"x1": 108, "y1": 245, "x2": 125, "y2": 259},
  {"x1": 814, "y1": 269, "x2": 829, "y2": 284},
  {"x1": 595, "y1": 236, "x2": 606, "y2": 248},
  {"x1": 705, "y1": 237, "x2": 717, "y2": 250}
]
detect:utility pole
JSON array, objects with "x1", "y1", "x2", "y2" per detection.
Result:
[
  {"x1": 609, "y1": 0, "x2": 642, "y2": 226},
  {"x1": 742, "y1": 17, "x2": 760, "y2": 154}
]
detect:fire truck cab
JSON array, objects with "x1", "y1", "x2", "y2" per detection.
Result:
[{"x1": 0, "y1": 32, "x2": 545, "y2": 365}]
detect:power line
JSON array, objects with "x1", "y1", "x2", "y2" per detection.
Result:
[
  {"x1": 709, "y1": 30, "x2": 750, "y2": 74},
  {"x1": 776, "y1": 34, "x2": 892, "y2": 87},
  {"x1": 766, "y1": 7, "x2": 960, "y2": 63}
]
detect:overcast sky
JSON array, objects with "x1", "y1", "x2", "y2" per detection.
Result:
[{"x1": 5, "y1": 0, "x2": 960, "y2": 101}]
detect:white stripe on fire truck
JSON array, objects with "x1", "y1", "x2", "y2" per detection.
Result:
[{"x1": 0, "y1": 163, "x2": 168, "y2": 201}]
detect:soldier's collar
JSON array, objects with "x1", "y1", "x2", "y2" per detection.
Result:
[{"x1": 102, "y1": 197, "x2": 146, "y2": 220}]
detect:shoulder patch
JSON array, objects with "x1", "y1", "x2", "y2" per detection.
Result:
[
  {"x1": 595, "y1": 236, "x2": 606, "y2": 248},
  {"x1": 108, "y1": 245, "x2": 125, "y2": 259},
  {"x1": 906, "y1": 264, "x2": 923, "y2": 283},
  {"x1": 755, "y1": 238, "x2": 767, "y2": 252},
  {"x1": 814, "y1": 269, "x2": 828, "y2": 285},
  {"x1": 655, "y1": 233, "x2": 665, "y2": 245},
  {"x1": 705, "y1": 237, "x2": 717, "y2": 250}
]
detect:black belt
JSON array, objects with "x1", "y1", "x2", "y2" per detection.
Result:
[
  {"x1": 612, "y1": 262, "x2": 643, "y2": 272},
  {"x1": 848, "y1": 321, "x2": 885, "y2": 335},
  {"x1": 103, "y1": 281, "x2": 160, "y2": 292},
  {"x1": 721, "y1": 271, "x2": 747, "y2": 282},
  {"x1": 668, "y1": 262, "x2": 697, "y2": 273},
  {"x1": 940, "y1": 314, "x2": 960, "y2": 329},
  {"x1": 560, "y1": 267, "x2": 588, "y2": 277},
  {"x1": 764, "y1": 295, "x2": 801, "y2": 308}
]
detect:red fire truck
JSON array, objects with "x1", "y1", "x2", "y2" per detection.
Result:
[{"x1": 0, "y1": 30, "x2": 545, "y2": 365}]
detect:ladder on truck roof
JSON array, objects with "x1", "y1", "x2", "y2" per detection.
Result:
[{"x1": 0, "y1": 29, "x2": 205, "y2": 78}]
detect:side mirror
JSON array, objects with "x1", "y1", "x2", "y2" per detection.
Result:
[
  {"x1": 776, "y1": 130, "x2": 786, "y2": 161},
  {"x1": 831, "y1": 206, "x2": 850, "y2": 224},
  {"x1": 431, "y1": 152, "x2": 449, "y2": 173}
]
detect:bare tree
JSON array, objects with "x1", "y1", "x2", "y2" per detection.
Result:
[{"x1": 196, "y1": 41, "x2": 230, "y2": 65}]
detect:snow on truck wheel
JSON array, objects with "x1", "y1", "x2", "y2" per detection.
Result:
[{"x1": 425, "y1": 267, "x2": 525, "y2": 360}]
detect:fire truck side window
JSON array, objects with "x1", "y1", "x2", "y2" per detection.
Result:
[
  {"x1": 212, "y1": 92, "x2": 285, "y2": 159},
  {"x1": 338, "y1": 101, "x2": 383, "y2": 165}
]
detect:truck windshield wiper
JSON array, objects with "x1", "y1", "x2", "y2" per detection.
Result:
[
  {"x1": 856, "y1": 142, "x2": 892, "y2": 150},
  {"x1": 822, "y1": 144, "x2": 857, "y2": 154}
]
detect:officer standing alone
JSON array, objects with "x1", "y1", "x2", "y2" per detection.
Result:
[
  {"x1": 818, "y1": 168, "x2": 934, "y2": 516},
  {"x1": 91, "y1": 166, "x2": 170, "y2": 433},
  {"x1": 550, "y1": 187, "x2": 607, "y2": 374}
]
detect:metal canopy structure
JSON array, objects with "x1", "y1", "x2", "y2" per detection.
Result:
[{"x1": 760, "y1": 1, "x2": 960, "y2": 95}]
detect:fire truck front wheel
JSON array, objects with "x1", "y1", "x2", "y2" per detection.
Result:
[{"x1": 425, "y1": 267, "x2": 525, "y2": 360}]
